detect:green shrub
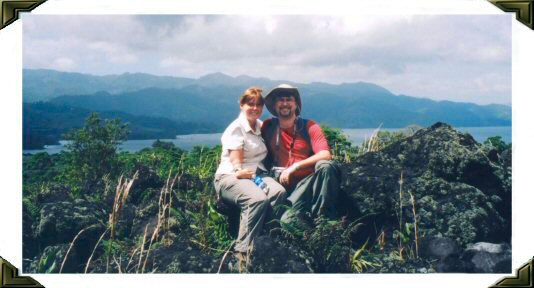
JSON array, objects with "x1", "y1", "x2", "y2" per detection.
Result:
[{"x1": 60, "y1": 113, "x2": 129, "y2": 196}]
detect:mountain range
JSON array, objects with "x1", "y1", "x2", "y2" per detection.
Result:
[{"x1": 23, "y1": 69, "x2": 511, "y2": 149}]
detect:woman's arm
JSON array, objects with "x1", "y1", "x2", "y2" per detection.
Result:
[{"x1": 229, "y1": 149, "x2": 254, "y2": 179}]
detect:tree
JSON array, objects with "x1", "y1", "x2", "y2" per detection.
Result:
[
  {"x1": 61, "y1": 113, "x2": 129, "y2": 195},
  {"x1": 152, "y1": 139, "x2": 176, "y2": 150},
  {"x1": 483, "y1": 136, "x2": 511, "y2": 154}
]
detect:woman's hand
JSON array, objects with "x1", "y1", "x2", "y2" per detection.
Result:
[{"x1": 235, "y1": 168, "x2": 254, "y2": 179}]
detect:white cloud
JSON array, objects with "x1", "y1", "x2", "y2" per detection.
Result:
[
  {"x1": 22, "y1": 14, "x2": 511, "y2": 105},
  {"x1": 51, "y1": 57, "x2": 76, "y2": 71}
]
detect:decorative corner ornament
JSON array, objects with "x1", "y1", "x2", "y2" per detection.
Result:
[
  {"x1": 0, "y1": 257, "x2": 44, "y2": 288},
  {"x1": 489, "y1": 257, "x2": 533, "y2": 288},
  {"x1": 489, "y1": 0, "x2": 534, "y2": 29},
  {"x1": 0, "y1": 0, "x2": 46, "y2": 31}
]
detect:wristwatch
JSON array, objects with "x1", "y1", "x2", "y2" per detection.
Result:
[{"x1": 233, "y1": 166, "x2": 243, "y2": 173}]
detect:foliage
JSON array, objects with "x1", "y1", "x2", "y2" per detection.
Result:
[
  {"x1": 278, "y1": 216, "x2": 359, "y2": 272},
  {"x1": 351, "y1": 239, "x2": 381, "y2": 273},
  {"x1": 37, "y1": 248, "x2": 59, "y2": 273},
  {"x1": 23, "y1": 153, "x2": 59, "y2": 184},
  {"x1": 320, "y1": 124, "x2": 358, "y2": 163},
  {"x1": 183, "y1": 145, "x2": 221, "y2": 180},
  {"x1": 120, "y1": 144, "x2": 184, "y2": 179},
  {"x1": 483, "y1": 136, "x2": 511, "y2": 153},
  {"x1": 60, "y1": 113, "x2": 129, "y2": 196}
]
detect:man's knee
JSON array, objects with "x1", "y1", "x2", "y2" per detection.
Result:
[
  {"x1": 315, "y1": 160, "x2": 340, "y2": 176},
  {"x1": 315, "y1": 159, "x2": 332, "y2": 170}
]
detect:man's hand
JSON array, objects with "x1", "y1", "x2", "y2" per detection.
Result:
[
  {"x1": 235, "y1": 168, "x2": 254, "y2": 179},
  {"x1": 279, "y1": 163, "x2": 300, "y2": 185}
]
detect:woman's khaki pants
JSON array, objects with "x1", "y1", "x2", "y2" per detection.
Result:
[{"x1": 214, "y1": 174, "x2": 287, "y2": 253}]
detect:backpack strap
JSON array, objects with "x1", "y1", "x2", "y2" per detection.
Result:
[
  {"x1": 295, "y1": 118, "x2": 311, "y2": 147},
  {"x1": 262, "y1": 118, "x2": 278, "y2": 169}
]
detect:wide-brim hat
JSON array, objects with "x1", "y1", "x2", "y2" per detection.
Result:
[{"x1": 264, "y1": 84, "x2": 302, "y2": 116}]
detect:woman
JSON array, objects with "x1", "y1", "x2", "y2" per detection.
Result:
[{"x1": 213, "y1": 87, "x2": 287, "y2": 259}]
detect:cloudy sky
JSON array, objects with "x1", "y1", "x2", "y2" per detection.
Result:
[{"x1": 23, "y1": 15, "x2": 511, "y2": 105}]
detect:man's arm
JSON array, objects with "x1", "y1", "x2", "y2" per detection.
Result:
[
  {"x1": 279, "y1": 150, "x2": 331, "y2": 186},
  {"x1": 292, "y1": 150, "x2": 331, "y2": 170},
  {"x1": 279, "y1": 120, "x2": 332, "y2": 186}
]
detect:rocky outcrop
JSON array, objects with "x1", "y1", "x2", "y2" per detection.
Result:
[
  {"x1": 24, "y1": 197, "x2": 107, "y2": 273},
  {"x1": 35, "y1": 199, "x2": 107, "y2": 248},
  {"x1": 341, "y1": 123, "x2": 511, "y2": 247}
]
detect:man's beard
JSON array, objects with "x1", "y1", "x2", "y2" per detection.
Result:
[{"x1": 277, "y1": 107, "x2": 294, "y2": 119}]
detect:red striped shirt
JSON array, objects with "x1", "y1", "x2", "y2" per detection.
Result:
[{"x1": 262, "y1": 118, "x2": 330, "y2": 188}]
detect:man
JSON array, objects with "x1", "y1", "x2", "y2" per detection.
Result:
[{"x1": 261, "y1": 84, "x2": 341, "y2": 223}]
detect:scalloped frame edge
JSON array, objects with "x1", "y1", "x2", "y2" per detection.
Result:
[
  {"x1": 0, "y1": 257, "x2": 44, "y2": 288},
  {"x1": 1, "y1": 0, "x2": 46, "y2": 31}
]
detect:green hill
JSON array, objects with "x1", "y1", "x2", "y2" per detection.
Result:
[{"x1": 23, "y1": 102, "x2": 217, "y2": 149}]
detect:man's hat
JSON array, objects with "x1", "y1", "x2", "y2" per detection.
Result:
[{"x1": 264, "y1": 84, "x2": 302, "y2": 116}]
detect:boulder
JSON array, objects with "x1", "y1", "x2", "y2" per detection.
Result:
[
  {"x1": 150, "y1": 237, "x2": 220, "y2": 273},
  {"x1": 341, "y1": 123, "x2": 511, "y2": 246},
  {"x1": 421, "y1": 236, "x2": 460, "y2": 260},
  {"x1": 128, "y1": 164, "x2": 164, "y2": 205},
  {"x1": 36, "y1": 198, "x2": 107, "y2": 249},
  {"x1": 462, "y1": 242, "x2": 512, "y2": 273},
  {"x1": 27, "y1": 244, "x2": 78, "y2": 273}
]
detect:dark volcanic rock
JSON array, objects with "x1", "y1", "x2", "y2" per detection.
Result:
[
  {"x1": 129, "y1": 164, "x2": 164, "y2": 205},
  {"x1": 420, "y1": 236, "x2": 468, "y2": 272},
  {"x1": 150, "y1": 237, "x2": 220, "y2": 273},
  {"x1": 341, "y1": 122, "x2": 511, "y2": 246},
  {"x1": 421, "y1": 236, "x2": 460, "y2": 260},
  {"x1": 249, "y1": 236, "x2": 313, "y2": 273},
  {"x1": 461, "y1": 242, "x2": 512, "y2": 273},
  {"x1": 36, "y1": 199, "x2": 107, "y2": 249}
]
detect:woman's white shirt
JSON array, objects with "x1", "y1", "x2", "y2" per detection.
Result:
[{"x1": 215, "y1": 112, "x2": 267, "y2": 175}]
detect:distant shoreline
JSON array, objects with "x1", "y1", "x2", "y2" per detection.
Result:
[{"x1": 23, "y1": 125, "x2": 512, "y2": 154}]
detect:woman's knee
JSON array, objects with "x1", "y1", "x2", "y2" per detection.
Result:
[
  {"x1": 249, "y1": 192, "x2": 269, "y2": 207},
  {"x1": 270, "y1": 185, "x2": 287, "y2": 199}
]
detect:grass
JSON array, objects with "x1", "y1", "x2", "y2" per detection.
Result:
[
  {"x1": 106, "y1": 171, "x2": 138, "y2": 272},
  {"x1": 59, "y1": 224, "x2": 99, "y2": 273}
]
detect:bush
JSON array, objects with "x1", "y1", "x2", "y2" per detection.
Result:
[
  {"x1": 60, "y1": 113, "x2": 129, "y2": 196},
  {"x1": 483, "y1": 136, "x2": 511, "y2": 153},
  {"x1": 320, "y1": 124, "x2": 357, "y2": 162}
]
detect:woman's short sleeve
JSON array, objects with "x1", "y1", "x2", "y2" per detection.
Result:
[{"x1": 221, "y1": 124, "x2": 245, "y2": 150}]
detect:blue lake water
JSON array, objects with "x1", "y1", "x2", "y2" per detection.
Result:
[{"x1": 23, "y1": 126, "x2": 511, "y2": 155}]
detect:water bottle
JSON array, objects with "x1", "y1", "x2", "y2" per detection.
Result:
[{"x1": 253, "y1": 176, "x2": 269, "y2": 194}]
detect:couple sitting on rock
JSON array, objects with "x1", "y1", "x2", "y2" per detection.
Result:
[{"x1": 213, "y1": 84, "x2": 342, "y2": 259}]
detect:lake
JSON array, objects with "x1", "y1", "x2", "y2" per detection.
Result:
[{"x1": 23, "y1": 126, "x2": 511, "y2": 155}]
